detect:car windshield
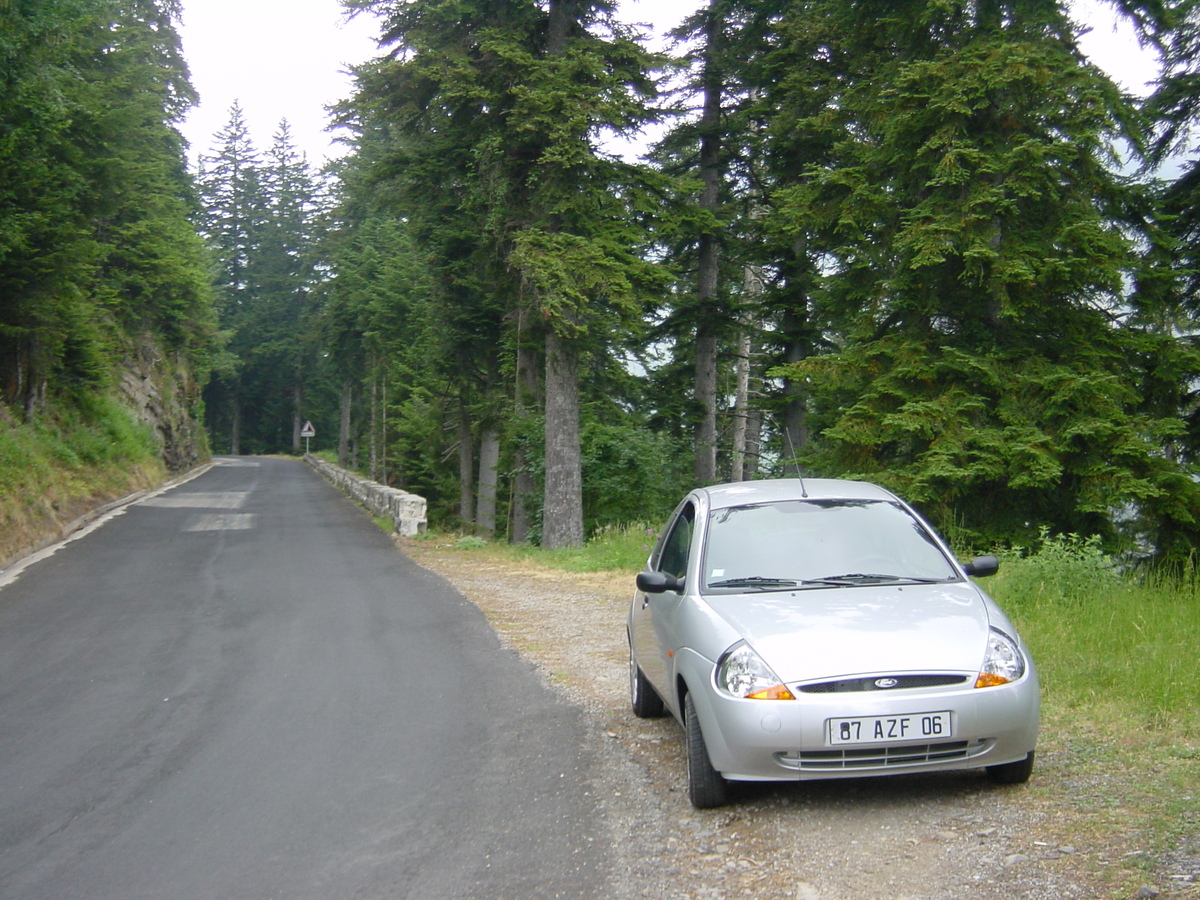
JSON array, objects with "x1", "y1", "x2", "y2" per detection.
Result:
[{"x1": 703, "y1": 499, "x2": 959, "y2": 593}]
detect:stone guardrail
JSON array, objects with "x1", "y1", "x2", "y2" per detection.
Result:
[{"x1": 305, "y1": 455, "x2": 428, "y2": 537}]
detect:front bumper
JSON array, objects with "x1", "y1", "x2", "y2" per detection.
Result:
[{"x1": 680, "y1": 651, "x2": 1040, "y2": 782}]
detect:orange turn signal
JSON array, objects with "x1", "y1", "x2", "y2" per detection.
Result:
[
  {"x1": 746, "y1": 685, "x2": 796, "y2": 701},
  {"x1": 975, "y1": 673, "x2": 1011, "y2": 688}
]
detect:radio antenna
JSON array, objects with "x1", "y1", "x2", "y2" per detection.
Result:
[{"x1": 782, "y1": 424, "x2": 808, "y2": 498}]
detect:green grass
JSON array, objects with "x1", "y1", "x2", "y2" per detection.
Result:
[
  {"x1": 973, "y1": 534, "x2": 1200, "y2": 885},
  {"x1": 538, "y1": 523, "x2": 658, "y2": 572},
  {"x1": 0, "y1": 398, "x2": 165, "y2": 562},
  {"x1": 987, "y1": 534, "x2": 1200, "y2": 740},
  {"x1": 439, "y1": 522, "x2": 657, "y2": 572}
]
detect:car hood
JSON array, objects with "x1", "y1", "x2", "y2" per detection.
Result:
[{"x1": 704, "y1": 583, "x2": 991, "y2": 683}]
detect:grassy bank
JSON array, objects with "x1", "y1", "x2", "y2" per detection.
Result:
[
  {"x1": 986, "y1": 535, "x2": 1200, "y2": 886},
  {"x1": 0, "y1": 397, "x2": 166, "y2": 566},
  {"x1": 990, "y1": 533, "x2": 1200, "y2": 739}
]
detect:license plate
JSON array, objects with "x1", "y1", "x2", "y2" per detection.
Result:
[{"x1": 827, "y1": 711, "x2": 953, "y2": 745}]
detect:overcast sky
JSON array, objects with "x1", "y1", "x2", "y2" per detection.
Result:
[{"x1": 176, "y1": 0, "x2": 1162, "y2": 170}]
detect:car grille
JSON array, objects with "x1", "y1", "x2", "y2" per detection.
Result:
[
  {"x1": 777, "y1": 740, "x2": 990, "y2": 772},
  {"x1": 798, "y1": 674, "x2": 968, "y2": 694}
]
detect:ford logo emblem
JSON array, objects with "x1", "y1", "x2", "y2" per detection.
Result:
[{"x1": 874, "y1": 678, "x2": 899, "y2": 689}]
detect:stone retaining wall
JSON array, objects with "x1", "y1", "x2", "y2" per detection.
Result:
[{"x1": 305, "y1": 455, "x2": 428, "y2": 537}]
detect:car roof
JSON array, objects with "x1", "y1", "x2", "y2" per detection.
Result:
[{"x1": 697, "y1": 478, "x2": 899, "y2": 511}]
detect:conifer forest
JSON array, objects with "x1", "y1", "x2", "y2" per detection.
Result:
[{"x1": 7, "y1": 0, "x2": 1200, "y2": 556}]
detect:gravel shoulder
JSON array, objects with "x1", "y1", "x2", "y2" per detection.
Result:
[{"x1": 396, "y1": 536, "x2": 1158, "y2": 900}]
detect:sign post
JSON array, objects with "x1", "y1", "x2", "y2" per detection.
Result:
[{"x1": 300, "y1": 420, "x2": 316, "y2": 454}]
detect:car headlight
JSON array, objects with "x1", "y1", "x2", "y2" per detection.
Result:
[
  {"x1": 716, "y1": 642, "x2": 796, "y2": 700},
  {"x1": 976, "y1": 628, "x2": 1026, "y2": 688}
]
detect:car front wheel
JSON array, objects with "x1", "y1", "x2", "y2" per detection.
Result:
[
  {"x1": 986, "y1": 750, "x2": 1035, "y2": 785},
  {"x1": 684, "y1": 692, "x2": 728, "y2": 809},
  {"x1": 629, "y1": 647, "x2": 665, "y2": 718}
]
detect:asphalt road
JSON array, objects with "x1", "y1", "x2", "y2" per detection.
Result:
[{"x1": 0, "y1": 457, "x2": 610, "y2": 900}]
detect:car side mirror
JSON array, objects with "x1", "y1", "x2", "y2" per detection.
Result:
[
  {"x1": 636, "y1": 570, "x2": 684, "y2": 594},
  {"x1": 963, "y1": 555, "x2": 999, "y2": 577}
]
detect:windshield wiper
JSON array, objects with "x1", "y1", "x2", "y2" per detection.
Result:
[
  {"x1": 805, "y1": 573, "x2": 950, "y2": 586},
  {"x1": 707, "y1": 576, "x2": 799, "y2": 590},
  {"x1": 709, "y1": 573, "x2": 952, "y2": 591}
]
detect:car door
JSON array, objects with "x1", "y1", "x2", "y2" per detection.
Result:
[{"x1": 630, "y1": 499, "x2": 696, "y2": 708}]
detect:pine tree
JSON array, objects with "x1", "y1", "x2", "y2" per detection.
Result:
[
  {"x1": 343, "y1": 0, "x2": 664, "y2": 545},
  {"x1": 761, "y1": 0, "x2": 1200, "y2": 555},
  {"x1": 1151, "y1": 0, "x2": 1200, "y2": 312},
  {"x1": 0, "y1": 0, "x2": 212, "y2": 425},
  {"x1": 197, "y1": 103, "x2": 264, "y2": 301},
  {"x1": 249, "y1": 123, "x2": 324, "y2": 454},
  {"x1": 196, "y1": 114, "x2": 328, "y2": 455},
  {"x1": 196, "y1": 104, "x2": 265, "y2": 452},
  {"x1": 647, "y1": 0, "x2": 791, "y2": 484}
]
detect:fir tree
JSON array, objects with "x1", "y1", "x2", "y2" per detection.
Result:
[
  {"x1": 761, "y1": 0, "x2": 1200, "y2": 556},
  {"x1": 342, "y1": 0, "x2": 665, "y2": 545}
]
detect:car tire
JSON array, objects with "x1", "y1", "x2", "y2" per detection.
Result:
[
  {"x1": 986, "y1": 750, "x2": 1035, "y2": 785},
  {"x1": 629, "y1": 647, "x2": 666, "y2": 718},
  {"x1": 684, "y1": 692, "x2": 728, "y2": 809}
]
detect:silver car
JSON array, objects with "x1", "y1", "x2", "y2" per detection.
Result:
[{"x1": 627, "y1": 478, "x2": 1039, "y2": 808}]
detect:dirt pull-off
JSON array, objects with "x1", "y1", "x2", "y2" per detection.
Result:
[{"x1": 397, "y1": 538, "x2": 1154, "y2": 900}]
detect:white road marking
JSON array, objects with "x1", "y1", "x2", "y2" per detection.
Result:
[
  {"x1": 0, "y1": 463, "x2": 216, "y2": 590},
  {"x1": 140, "y1": 492, "x2": 248, "y2": 510},
  {"x1": 184, "y1": 514, "x2": 256, "y2": 532}
]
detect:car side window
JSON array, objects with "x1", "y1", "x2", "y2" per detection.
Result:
[{"x1": 657, "y1": 502, "x2": 695, "y2": 580}]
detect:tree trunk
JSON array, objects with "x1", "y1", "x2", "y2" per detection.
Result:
[
  {"x1": 694, "y1": 325, "x2": 718, "y2": 483},
  {"x1": 732, "y1": 266, "x2": 764, "y2": 482},
  {"x1": 510, "y1": 467, "x2": 533, "y2": 543},
  {"x1": 338, "y1": 377, "x2": 352, "y2": 468},
  {"x1": 745, "y1": 410, "x2": 762, "y2": 479},
  {"x1": 230, "y1": 379, "x2": 242, "y2": 455},
  {"x1": 547, "y1": 0, "x2": 575, "y2": 52},
  {"x1": 780, "y1": 369, "x2": 808, "y2": 475},
  {"x1": 510, "y1": 314, "x2": 539, "y2": 543},
  {"x1": 379, "y1": 373, "x2": 388, "y2": 485},
  {"x1": 537, "y1": 0, "x2": 585, "y2": 549},
  {"x1": 369, "y1": 369, "x2": 379, "y2": 481},
  {"x1": 458, "y1": 393, "x2": 474, "y2": 525},
  {"x1": 542, "y1": 328, "x2": 584, "y2": 548},
  {"x1": 20, "y1": 337, "x2": 47, "y2": 423},
  {"x1": 730, "y1": 329, "x2": 751, "y2": 482},
  {"x1": 780, "y1": 305, "x2": 809, "y2": 476},
  {"x1": 291, "y1": 379, "x2": 302, "y2": 454},
  {"x1": 476, "y1": 426, "x2": 500, "y2": 535},
  {"x1": 692, "y1": 0, "x2": 723, "y2": 486}
]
